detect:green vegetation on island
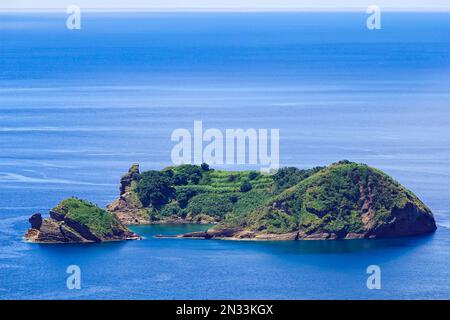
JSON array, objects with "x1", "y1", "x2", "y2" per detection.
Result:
[
  {"x1": 25, "y1": 198, "x2": 140, "y2": 243},
  {"x1": 108, "y1": 160, "x2": 437, "y2": 240},
  {"x1": 25, "y1": 160, "x2": 436, "y2": 243}
]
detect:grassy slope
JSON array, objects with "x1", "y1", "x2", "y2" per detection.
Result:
[
  {"x1": 143, "y1": 166, "x2": 275, "y2": 221},
  {"x1": 244, "y1": 161, "x2": 432, "y2": 234},
  {"x1": 53, "y1": 198, "x2": 118, "y2": 238}
]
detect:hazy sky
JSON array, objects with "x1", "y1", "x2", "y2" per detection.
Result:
[{"x1": 2, "y1": 0, "x2": 450, "y2": 11}]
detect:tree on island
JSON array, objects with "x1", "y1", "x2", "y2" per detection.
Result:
[{"x1": 137, "y1": 171, "x2": 175, "y2": 208}]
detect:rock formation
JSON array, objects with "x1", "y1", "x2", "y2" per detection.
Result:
[
  {"x1": 25, "y1": 198, "x2": 141, "y2": 243},
  {"x1": 107, "y1": 164, "x2": 151, "y2": 225}
]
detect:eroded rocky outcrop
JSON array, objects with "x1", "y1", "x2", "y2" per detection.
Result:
[
  {"x1": 25, "y1": 198, "x2": 141, "y2": 243},
  {"x1": 107, "y1": 164, "x2": 151, "y2": 225}
]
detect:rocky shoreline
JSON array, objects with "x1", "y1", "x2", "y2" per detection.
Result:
[{"x1": 154, "y1": 223, "x2": 436, "y2": 241}]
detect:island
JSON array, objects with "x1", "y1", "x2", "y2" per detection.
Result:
[
  {"x1": 108, "y1": 160, "x2": 437, "y2": 240},
  {"x1": 24, "y1": 198, "x2": 141, "y2": 243},
  {"x1": 25, "y1": 160, "x2": 437, "y2": 243}
]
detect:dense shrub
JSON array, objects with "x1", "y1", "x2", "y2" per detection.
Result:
[
  {"x1": 240, "y1": 180, "x2": 252, "y2": 193},
  {"x1": 159, "y1": 203, "x2": 183, "y2": 217},
  {"x1": 173, "y1": 164, "x2": 203, "y2": 185},
  {"x1": 176, "y1": 188, "x2": 198, "y2": 208},
  {"x1": 163, "y1": 169, "x2": 174, "y2": 178},
  {"x1": 187, "y1": 194, "x2": 233, "y2": 218},
  {"x1": 137, "y1": 171, "x2": 175, "y2": 208},
  {"x1": 272, "y1": 166, "x2": 324, "y2": 192},
  {"x1": 173, "y1": 172, "x2": 189, "y2": 185},
  {"x1": 229, "y1": 194, "x2": 238, "y2": 204},
  {"x1": 248, "y1": 171, "x2": 259, "y2": 180}
]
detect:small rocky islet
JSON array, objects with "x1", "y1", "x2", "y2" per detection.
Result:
[
  {"x1": 25, "y1": 198, "x2": 140, "y2": 243},
  {"x1": 24, "y1": 160, "x2": 437, "y2": 243}
]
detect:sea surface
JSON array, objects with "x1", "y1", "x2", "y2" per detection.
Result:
[{"x1": 0, "y1": 12, "x2": 450, "y2": 299}]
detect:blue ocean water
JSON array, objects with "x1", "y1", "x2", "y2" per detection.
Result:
[{"x1": 0, "y1": 12, "x2": 450, "y2": 299}]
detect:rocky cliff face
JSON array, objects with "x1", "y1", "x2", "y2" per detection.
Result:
[
  {"x1": 25, "y1": 198, "x2": 141, "y2": 243},
  {"x1": 107, "y1": 163, "x2": 152, "y2": 225},
  {"x1": 119, "y1": 163, "x2": 140, "y2": 195}
]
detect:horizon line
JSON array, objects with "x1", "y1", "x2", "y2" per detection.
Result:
[{"x1": 2, "y1": 7, "x2": 450, "y2": 13}]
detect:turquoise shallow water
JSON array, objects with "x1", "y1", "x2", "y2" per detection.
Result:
[{"x1": 0, "y1": 12, "x2": 450, "y2": 299}]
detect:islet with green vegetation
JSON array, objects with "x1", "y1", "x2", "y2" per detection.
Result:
[{"x1": 107, "y1": 160, "x2": 436, "y2": 240}]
